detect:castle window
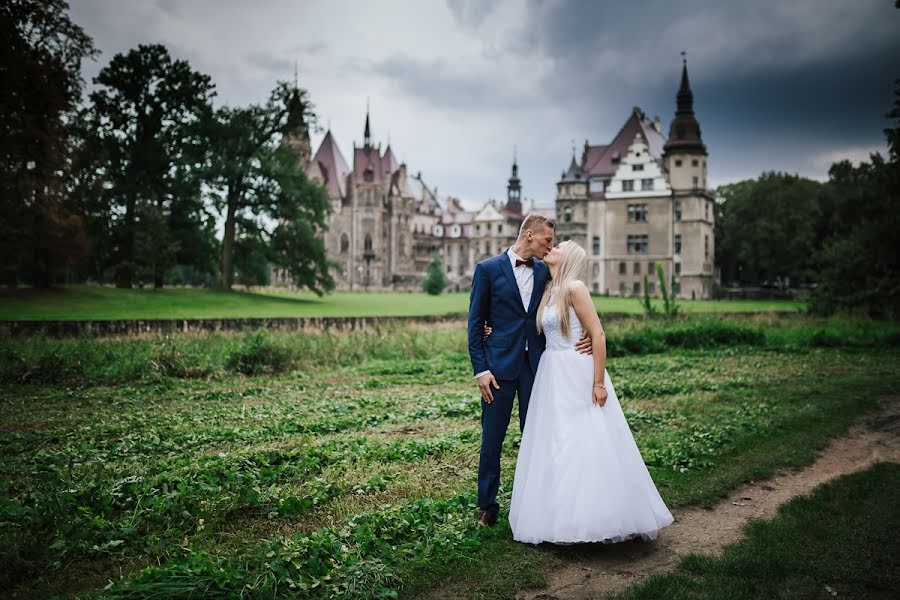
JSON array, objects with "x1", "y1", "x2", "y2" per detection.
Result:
[
  {"x1": 675, "y1": 159, "x2": 683, "y2": 167},
  {"x1": 619, "y1": 261, "x2": 626, "y2": 275},
  {"x1": 675, "y1": 262, "x2": 681, "y2": 275},
  {"x1": 627, "y1": 204, "x2": 648, "y2": 223},
  {"x1": 672, "y1": 280, "x2": 681, "y2": 294},
  {"x1": 675, "y1": 201, "x2": 682, "y2": 221},
  {"x1": 620, "y1": 281, "x2": 626, "y2": 294},
  {"x1": 633, "y1": 262, "x2": 641, "y2": 275},
  {"x1": 592, "y1": 236, "x2": 600, "y2": 255},
  {"x1": 340, "y1": 233, "x2": 349, "y2": 254},
  {"x1": 632, "y1": 164, "x2": 644, "y2": 172},
  {"x1": 705, "y1": 202, "x2": 709, "y2": 220},
  {"x1": 593, "y1": 263, "x2": 600, "y2": 277},
  {"x1": 693, "y1": 176, "x2": 699, "y2": 188},
  {"x1": 364, "y1": 168, "x2": 374, "y2": 182},
  {"x1": 622, "y1": 180, "x2": 634, "y2": 192},
  {"x1": 364, "y1": 235, "x2": 372, "y2": 251},
  {"x1": 564, "y1": 206, "x2": 573, "y2": 223},
  {"x1": 674, "y1": 234, "x2": 682, "y2": 254},
  {"x1": 627, "y1": 234, "x2": 649, "y2": 254},
  {"x1": 705, "y1": 234, "x2": 709, "y2": 258},
  {"x1": 641, "y1": 178, "x2": 654, "y2": 191},
  {"x1": 476, "y1": 224, "x2": 481, "y2": 234},
  {"x1": 633, "y1": 282, "x2": 641, "y2": 295},
  {"x1": 648, "y1": 282, "x2": 655, "y2": 294},
  {"x1": 692, "y1": 159, "x2": 699, "y2": 167}
]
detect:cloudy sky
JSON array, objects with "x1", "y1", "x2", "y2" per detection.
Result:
[{"x1": 69, "y1": 0, "x2": 899, "y2": 209}]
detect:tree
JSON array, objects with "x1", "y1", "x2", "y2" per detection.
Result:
[
  {"x1": 0, "y1": 0, "x2": 96, "y2": 287},
  {"x1": 423, "y1": 253, "x2": 447, "y2": 295},
  {"x1": 715, "y1": 173, "x2": 822, "y2": 287},
  {"x1": 809, "y1": 79, "x2": 900, "y2": 318},
  {"x1": 82, "y1": 43, "x2": 216, "y2": 288},
  {"x1": 205, "y1": 82, "x2": 332, "y2": 292}
]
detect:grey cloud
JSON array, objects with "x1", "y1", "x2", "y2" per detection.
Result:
[{"x1": 445, "y1": 0, "x2": 497, "y2": 29}]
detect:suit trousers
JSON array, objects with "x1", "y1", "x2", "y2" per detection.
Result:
[{"x1": 477, "y1": 351, "x2": 536, "y2": 515}]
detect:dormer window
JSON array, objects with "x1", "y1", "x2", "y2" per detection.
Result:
[{"x1": 632, "y1": 164, "x2": 644, "y2": 172}]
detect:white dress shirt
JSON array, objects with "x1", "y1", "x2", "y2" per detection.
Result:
[{"x1": 475, "y1": 248, "x2": 533, "y2": 380}]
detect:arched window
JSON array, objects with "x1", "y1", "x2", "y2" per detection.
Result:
[{"x1": 340, "y1": 233, "x2": 349, "y2": 254}]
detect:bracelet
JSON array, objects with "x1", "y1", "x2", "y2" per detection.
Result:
[{"x1": 593, "y1": 383, "x2": 605, "y2": 388}]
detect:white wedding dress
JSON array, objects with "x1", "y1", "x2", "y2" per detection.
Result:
[{"x1": 509, "y1": 287, "x2": 674, "y2": 544}]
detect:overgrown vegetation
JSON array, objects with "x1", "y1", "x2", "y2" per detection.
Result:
[{"x1": 1, "y1": 315, "x2": 898, "y2": 598}]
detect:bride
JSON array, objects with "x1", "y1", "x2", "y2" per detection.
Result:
[{"x1": 507, "y1": 240, "x2": 674, "y2": 544}]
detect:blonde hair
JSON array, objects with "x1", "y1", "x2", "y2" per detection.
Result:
[{"x1": 536, "y1": 240, "x2": 588, "y2": 339}]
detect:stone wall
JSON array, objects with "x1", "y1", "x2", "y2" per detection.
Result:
[{"x1": 0, "y1": 310, "x2": 795, "y2": 338}]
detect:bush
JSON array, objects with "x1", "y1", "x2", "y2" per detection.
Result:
[{"x1": 225, "y1": 331, "x2": 294, "y2": 375}]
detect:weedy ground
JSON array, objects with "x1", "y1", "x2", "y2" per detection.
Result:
[{"x1": 1, "y1": 314, "x2": 897, "y2": 598}]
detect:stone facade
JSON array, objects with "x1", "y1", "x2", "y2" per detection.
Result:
[
  {"x1": 277, "y1": 107, "x2": 552, "y2": 291},
  {"x1": 555, "y1": 61, "x2": 715, "y2": 299}
]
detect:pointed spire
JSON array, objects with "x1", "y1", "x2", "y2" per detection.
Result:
[
  {"x1": 664, "y1": 52, "x2": 706, "y2": 155},
  {"x1": 363, "y1": 99, "x2": 371, "y2": 148}
]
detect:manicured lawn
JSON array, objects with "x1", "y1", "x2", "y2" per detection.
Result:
[
  {"x1": 613, "y1": 462, "x2": 900, "y2": 599},
  {"x1": 1, "y1": 316, "x2": 896, "y2": 598},
  {"x1": 0, "y1": 284, "x2": 805, "y2": 320}
]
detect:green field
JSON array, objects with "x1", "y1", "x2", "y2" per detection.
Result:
[
  {"x1": 1, "y1": 315, "x2": 897, "y2": 598},
  {"x1": 0, "y1": 284, "x2": 805, "y2": 320}
]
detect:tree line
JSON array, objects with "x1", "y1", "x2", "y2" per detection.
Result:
[
  {"x1": 1, "y1": 0, "x2": 333, "y2": 293},
  {"x1": 2, "y1": 1, "x2": 897, "y2": 317},
  {"x1": 713, "y1": 79, "x2": 899, "y2": 319}
]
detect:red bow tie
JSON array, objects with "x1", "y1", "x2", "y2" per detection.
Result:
[{"x1": 515, "y1": 258, "x2": 533, "y2": 268}]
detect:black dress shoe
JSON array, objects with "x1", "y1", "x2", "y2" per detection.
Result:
[{"x1": 476, "y1": 510, "x2": 498, "y2": 526}]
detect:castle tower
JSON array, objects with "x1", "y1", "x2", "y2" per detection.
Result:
[
  {"x1": 663, "y1": 54, "x2": 714, "y2": 300},
  {"x1": 506, "y1": 156, "x2": 522, "y2": 215},
  {"x1": 663, "y1": 55, "x2": 707, "y2": 191},
  {"x1": 281, "y1": 86, "x2": 312, "y2": 166}
]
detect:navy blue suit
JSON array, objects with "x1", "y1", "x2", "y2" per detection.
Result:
[{"x1": 467, "y1": 252, "x2": 550, "y2": 514}]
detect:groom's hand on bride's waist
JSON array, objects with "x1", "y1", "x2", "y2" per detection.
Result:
[
  {"x1": 575, "y1": 331, "x2": 593, "y2": 355},
  {"x1": 477, "y1": 371, "x2": 500, "y2": 404}
]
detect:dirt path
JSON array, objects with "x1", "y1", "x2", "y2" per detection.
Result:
[{"x1": 516, "y1": 396, "x2": 900, "y2": 600}]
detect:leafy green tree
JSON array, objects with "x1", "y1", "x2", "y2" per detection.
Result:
[
  {"x1": 81, "y1": 43, "x2": 216, "y2": 288},
  {"x1": 715, "y1": 173, "x2": 822, "y2": 286},
  {"x1": 809, "y1": 79, "x2": 900, "y2": 318},
  {"x1": 422, "y1": 253, "x2": 447, "y2": 295},
  {"x1": 0, "y1": 0, "x2": 96, "y2": 287},
  {"x1": 205, "y1": 82, "x2": 332, "y2": 293}
]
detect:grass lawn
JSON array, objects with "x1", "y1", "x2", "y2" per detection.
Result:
[
  {"x1": 1, "y1": 316, "x2": 896, "y2": 598},
  {"x1": 0, "y1": 284, "x2": 805, "y2": 320},
  {"x1": 613, "y1": 462, "x2": 900, "y2": 599}
]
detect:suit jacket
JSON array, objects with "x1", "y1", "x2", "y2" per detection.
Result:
[{"x1": 467, "y1": 252, "x2": 550, "y2": 380}]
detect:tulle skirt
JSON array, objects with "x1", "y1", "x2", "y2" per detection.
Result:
[{"x1": 509, "y1": 349, "x2": 674, "y2": 544}]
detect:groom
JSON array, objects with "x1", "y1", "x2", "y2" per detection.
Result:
[{"x1": 467, "y1": 215, "x2": 560, "y2": 526}]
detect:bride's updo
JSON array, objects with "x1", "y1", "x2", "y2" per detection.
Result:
[{"x1": 536, "y1": 240, "x2": 588, "y2": 339}]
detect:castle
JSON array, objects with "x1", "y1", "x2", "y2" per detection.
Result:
[
  {"x1": 278, "y1": 59, "x2": 713, "y2": 298},
  {"x1": 554, "y1": 59, "x2": 714, "y2": 299},
  {"x1": 276, "y1": 104, "x2": 551, "y2": 292}
]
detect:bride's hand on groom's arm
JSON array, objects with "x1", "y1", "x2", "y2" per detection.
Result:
[
  {"x1": 575, "y1": 331, "x2": 593, "y2": 355},
  {"x1": 477, "y1": 371, "x2": 500, "y2": 404}
]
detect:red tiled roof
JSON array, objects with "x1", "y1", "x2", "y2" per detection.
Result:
[
  {"x1": 353, "y1": 145, "x2": 383, "y2": 185},
  {"x1": 584, "y1": 109, "x2": 667, "y2": 178},
  {"x1": 383, "y1": 145, "x2": 400, "y2": 175},
  {"x1": 310, "y1": 130, "x2": 350, "y2": 200}
]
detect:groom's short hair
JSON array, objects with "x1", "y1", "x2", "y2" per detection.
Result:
[{"x1": 518, "y1": 214, "x2": 555, "y2": 239}]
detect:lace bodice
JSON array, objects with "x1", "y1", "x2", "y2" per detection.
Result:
[{"x1": 541, "y1": 286, "x2": 585, "y2": 350}]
